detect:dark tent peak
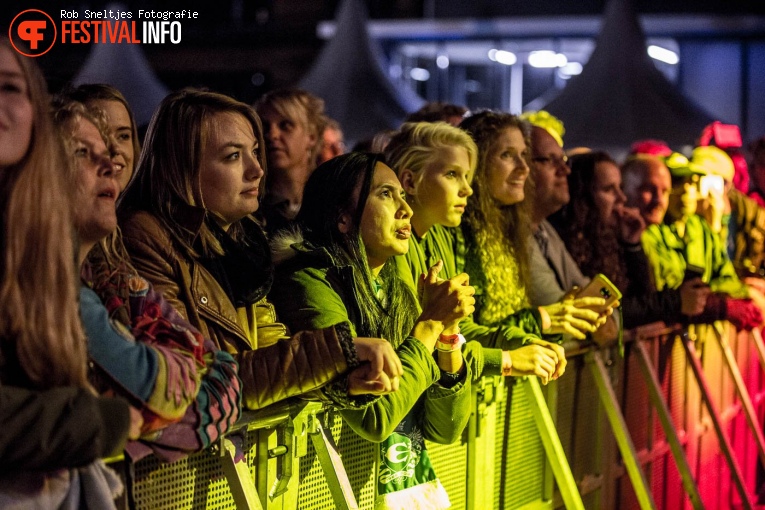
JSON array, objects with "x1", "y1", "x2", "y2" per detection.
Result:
[
  {"x1": 299, "y1": 0, "x2": 424, "y2": 145},
  {"x1": 72, "y1": 4, "x2": 168, "y2": 128},
  {"x1": 540, "y1": 0, "x2": 713, "y2": 150}
]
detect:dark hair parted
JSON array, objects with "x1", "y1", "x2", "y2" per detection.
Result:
[
  {"x1": 459, "y1": 111, "x2": 533, "y2": 323},
  {"x1": 119, "y1": 88, "x2": 266, "y2": 257},
  {"x1": 297, "y1": 153, "x2": 418, "y2": 345},
  {"x1": 551, "y1": 151, "x2": 629, "y2": 291}
]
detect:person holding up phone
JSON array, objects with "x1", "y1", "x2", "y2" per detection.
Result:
[{"x1": 551, "y1": 150, "x2": 712, "y2": 329}]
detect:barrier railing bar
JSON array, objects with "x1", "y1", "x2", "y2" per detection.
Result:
[
  {"x1": 308, "y1": 412, "x2": 359, "y2": 510},
  {"x1": 713, "y1": 323, "x2": 765, "y2": 469},
  {"x1": 681, "y1": 329, "x2": 754, "y2": 510},
  {"x1": 750, "y1": 328, "x2": 765, "y2": 375},
  {"x1": 633, "y1": 339, "x2": 704, "y2": 510},
  {"x1": 218, "y1": 437, "x2": 264, "y2": 510},
  {"x1": 522, "y1": 377, "x2": 586, "y2": 510},
  {"x1": 587, "y1": 350, "x2": 658, "y2": 510}
]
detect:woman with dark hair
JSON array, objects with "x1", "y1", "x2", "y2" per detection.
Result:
[
  {"x1": 0, "y1": 37, "x2": 134, "y2": 507},
  {"x1": 552, "y1": 151, "x2": 708, "y2": 328},
  {"x1": 67, "y1": 83, "x2": 140, "y2": 191},
  {"x1": 270, "y1": 152, "x2": 474, "y2": 509},
  {"x1": 120, "y1": 89, "x2": 402, "y2": 411}
]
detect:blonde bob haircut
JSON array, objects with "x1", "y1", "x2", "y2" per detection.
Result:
[
  {"x1": 384, "y1": 122, "x2": 478, "y2": 188},
  {"x1": 255, "y1": 88, "x2": 326, "y2": 167},
  {"x1": 120, "y1": 88, "x2": 266, "y2": 258},
  {"x1": 0, "y1": 37, "x2": 88, "y2": 389}
]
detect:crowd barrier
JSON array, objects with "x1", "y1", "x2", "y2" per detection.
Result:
[{"x1": 107, "y1": 320, "x2": 765, "y2": 509}]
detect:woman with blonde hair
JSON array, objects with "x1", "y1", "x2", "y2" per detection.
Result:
[
  {"x1": 255, "y1": 88, "x2": 326, "y2": 233},
  {"x1": 387, "y1": 121, "x2": 574, "y2": 383},
  {"x1": 53, "y1": 95, "x2": 242, "y2": 460},
  {"x1": 68, "y1": 83, "x2": 141, "y2": 191},
  {"x1": 0, "y1": 36, "x2": 133, "y2": 507},
  {"x1": 458, "y1": 111, "x2": 605, "y2": 340}
]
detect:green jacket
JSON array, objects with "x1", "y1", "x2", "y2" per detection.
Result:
[
  {"x1": 641, "y1": 214, "x2": 748, "y2": 297},
  {"x1": 394, "y1": 225, "x2": 543, "y2": 377},
  {"x1": 270, "y1": 237, "x2": 471, "y2": 445}
]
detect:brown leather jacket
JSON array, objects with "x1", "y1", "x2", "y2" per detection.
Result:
[{"x1": 119, "y1": 206, "x2": 359, "y2": 410}]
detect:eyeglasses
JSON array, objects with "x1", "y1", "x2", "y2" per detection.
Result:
[{"x1": 532, "y1": 154, "x2": 568, "y2": 167}]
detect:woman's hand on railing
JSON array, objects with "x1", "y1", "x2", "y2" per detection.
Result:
[
  {"x1": 347, "y1": 364, "x2": 399, "y2": 396},
  {"x1": 347, "y1": 337, "x2": 404, "y2": 395},
  {"x1": 504, "y1": 338, "x2": 567, "y2": 384}
]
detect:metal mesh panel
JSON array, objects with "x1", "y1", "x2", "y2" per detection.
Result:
[
  {"x1": 297, "y1": 412, "x2": 377, "y2": 509},
  {"x1": 131, "y1": 429, "x2": 257, "y2": 509},
  {"x1": 500, "y1": 379, "x2": 546, "y2": 509},
  {"x1": 426, "y1": 439, "x2": 468, "y2": 509}
]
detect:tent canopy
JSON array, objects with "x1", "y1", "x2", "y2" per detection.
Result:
[
  {"x1": 72, "y1": 4, "x2": 168, "y2": 127},
  {"x1": 541, "y1": 0, "x2": 713, "y2": 150},
  {"x1": 300, "y1": 0, "x2": 424, "y2": 144}
]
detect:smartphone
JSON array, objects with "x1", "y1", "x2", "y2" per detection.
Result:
[{"x1": 575, "y1": 274, "x2": 622, "y2": 314}]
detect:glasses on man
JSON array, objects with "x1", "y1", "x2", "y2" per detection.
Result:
[{"x1": 532, "y1": 154, "x2": 568, "y2": 167}]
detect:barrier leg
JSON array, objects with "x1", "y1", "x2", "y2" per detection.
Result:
[
  {"x1": 587, "y1": 351, "x2": 657, "y2": 510},
  {"x1": 218, "y1": 437, "x2": 265, "y2": 510},
  {"x1": 308, "y1": 412, "x2": 359, "y2": 510},
  {"x1": 522, "y1": 377, "x2": 585, "y2": 510},
  {"x1": 713, "y1": 323, "x2": 765, "y2": 470},
  {"x1": 749, "y1": 328, "x2": 765, "y2": 376},
  {"x1": 633, "y1": 340, "x2": 704, "y2": 510},
  {"x1": 682, "y1": 331, "x2": 755, "y2": 509}
]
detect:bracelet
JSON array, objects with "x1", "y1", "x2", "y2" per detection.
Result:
[
  {"x1": 436, "y1": 333, "x2": 466, "y2": 352},
  {"x1": 538, "y1": 307, "x2": 552, "y2": 332},
  {"x1": 501, "y1": 351, "x2": 513, "y2": 376}
]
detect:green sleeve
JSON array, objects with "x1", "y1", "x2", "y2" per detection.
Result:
[
  {"x1": 340, "y1": 337, "x2": 442, "y2": 442},
  {"x1": 422, "y1": 362, "x2": 472, "y2": 444}
]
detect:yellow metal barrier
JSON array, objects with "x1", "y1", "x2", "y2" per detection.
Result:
[{"x1": 110, "y1": 322, "x2": 765, "y2": 509}]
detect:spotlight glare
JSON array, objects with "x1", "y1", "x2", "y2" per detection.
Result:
[
  {"x1": 495, "y1": 50, "x2": 517, "y2": 66},
  {"x1": 436, "y1": 55, "x2": 450, "y2": 69},
  {"x1": 528, "y1": 50, "x2": 568, "y2": 68},
  {"x1": 410, "y1": 67, "x2": 431, "y2": 81},
  {"x1": 647, "y1": 45, "x2": 679, "y2": 64}
]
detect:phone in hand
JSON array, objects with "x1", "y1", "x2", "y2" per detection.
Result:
[{"x1": 575, "y1": 273, "x2": 622, "y2": 315}]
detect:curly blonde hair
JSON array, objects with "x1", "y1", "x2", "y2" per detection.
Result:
[{"x1": 459, "y1": 111, "x2": 534, "y2": 324}]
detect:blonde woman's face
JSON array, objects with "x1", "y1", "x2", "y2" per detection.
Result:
[
  {"x1": 199, "y1": 112, "x2": 264, "y2": 230},
  {"x1": 91, "y1": 99, "x2": 134, "y2": 191},
  {"x1": 0, "y1": 46, "x2": 33, "y2": 169},
  {"x1": 404, "y1": 146, "x2": 472, "y2": 234},
  {"x1": 487, "y1": 127, "x2": 530, "y2": 206}
]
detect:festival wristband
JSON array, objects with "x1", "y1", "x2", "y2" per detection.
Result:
[{"x1": 436, "y1": 333, "x2": 466, "y2": 352}]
